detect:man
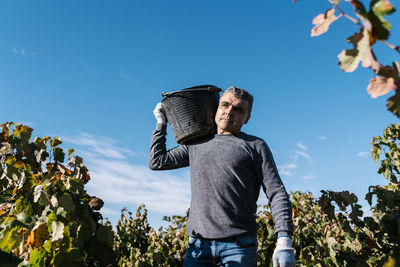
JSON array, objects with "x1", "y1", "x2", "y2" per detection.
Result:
[{"x1": 149, "y1": 86, "x2": 295, "y2": 266}]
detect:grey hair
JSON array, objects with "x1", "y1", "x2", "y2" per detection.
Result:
[{"x1": 222, "y1": 86, "x2": 254, "y2": 114}]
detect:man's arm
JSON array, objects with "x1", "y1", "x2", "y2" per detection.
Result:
[
  {"x1": 257, "y1": 140, "x2": 295, "y2": 267},
  {"x1": 149, "y1": 103, "x2": 189, "y2": 170},
  {"x1": 257, "y1": 141, "x2": 293, "y2": 237}
]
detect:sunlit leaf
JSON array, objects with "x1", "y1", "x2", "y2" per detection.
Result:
[
  {"x1": 89, "y1": 196, "x2": 104, "y2": 211},
  {"x1": 56, "y1": 207, "x2": 67, "y2": 218},
  {"x1": 13, "y1": 125, "x2": 33, "y2": 143},
  {"x1": 338, "y1": 28, "x2": 381, "y2": 73},
  {"x1": 311, "y1": 9, "x2": 338, "y2": 37},
  {"x1": 51, "y1": 221, "x2": 65, "y2": 243},
  {"x1": 50, "y1": 137, "x2": 62, "y2": 147},
  {"x1": 33, "y1": 185, "x2": 48, "y2": 206},
  {"x1": 367, "y1": 76, "x2": 396, "y2": 98},
  {"x1": 0, "y1": 226, "x2": 21, "y2": 253},
  {"x1": 28, "y1": 247, "x2": 46, "y2": 265}
]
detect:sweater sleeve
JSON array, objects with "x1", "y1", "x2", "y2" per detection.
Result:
[
  {"x1": 257, "y1": 141, "x2": 293, "y2": 237},
  {"x1": 149, "y1": 123, "x2": 189, "y2": 170}
]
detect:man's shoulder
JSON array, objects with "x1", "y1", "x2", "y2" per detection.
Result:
[{"x1": 237, "y1": 132, "x2": 266, "y2": 144}]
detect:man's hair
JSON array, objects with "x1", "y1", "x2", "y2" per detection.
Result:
[{"x1": 222, "y1": 86, "x2": 254, "y2": 114}]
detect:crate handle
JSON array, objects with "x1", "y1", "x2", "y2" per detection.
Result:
[{"x1": 162, "y1": 85, "x2": 221, "y2": 98}]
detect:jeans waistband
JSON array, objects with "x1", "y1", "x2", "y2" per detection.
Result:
[{"x1": 191, "y1": 231, "x2": 257, "y2": 242}]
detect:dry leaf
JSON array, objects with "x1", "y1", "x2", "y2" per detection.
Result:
[
  {"x1": 311, "y1": 9, "x2": 338, "y2": 37},
  {"x1": 367, "y1": 76, "x2": 397, "y2": 98}
]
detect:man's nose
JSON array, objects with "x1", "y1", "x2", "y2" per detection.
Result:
[{"x1": 226, "y1": 106, "x2": 234, "y2": 115}]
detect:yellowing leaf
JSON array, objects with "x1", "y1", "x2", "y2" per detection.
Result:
[
  {"x1": 68, "y1": 148, "x2": 75, "y2": 156},
  {"x1": 14, "y1": 160, "x2": 26, "y2": 169},
  {"x1": 311, "y1": 9, "x2": 338, "y2": 37},
  {"x1": 338, "y1": 28, "x2": 381, "y2": 73},
  {"x1": 42, "y1": 136, "x2": 50, "y2": 144},
  {"x1": 13, "y1": 125, "x2": 33, "y2": 141},
  {"x1": 50, "y1": 136, "x2": 62, "y2": 147},
  {"x1": 26, "y1": 222, "x2": 49, "y2": 248}
]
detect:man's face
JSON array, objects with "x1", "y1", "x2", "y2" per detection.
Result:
[{"x1": 215, "y1": 92, "x2": 250, "y2": 135}]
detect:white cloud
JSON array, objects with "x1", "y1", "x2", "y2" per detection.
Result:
[
  {"x1": 294, "y1": 150, "x2": 313, "y2": 162},
  {"x1": 2, "y1": 42, "x2": 36, "y2": 56},
  {"x1": 63, "y1": 132, "x2": 191, "y2": 215},
  {"x1": 357, "y1": 151, "x2": 369, "y2": 158},
  {"x1": 302, "y1": 174, "x2": 315, "y2": 180},
  {"x1": 63, "y1": 132, "x2": 133, "y2": 159},
  {"x1": 317, "y1": 136, "x2": 327, "y2": 141},
  {"x1": 278, "y1": 163, "x2": 297, "y2": 176},
  {"x1": 101, "y1": 207, "x2": 121, "y2": 216},
  {"x1": 295, "y1": 142, "x2": 308, "y2": 151},
  {"x1": 86, "y1": 160, "x2": 190, "y2": 214}
]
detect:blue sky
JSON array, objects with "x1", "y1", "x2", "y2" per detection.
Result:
[{"x1": 1, "y1": 0, "x2": 399, "y2": 228}]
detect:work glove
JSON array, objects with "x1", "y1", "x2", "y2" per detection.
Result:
[
  {"x1": 153, "y1": 103, "x2": 167, "y2": 125},
  {"x1": 272, "y1": 236, "x2": 295, "y2": 267}
]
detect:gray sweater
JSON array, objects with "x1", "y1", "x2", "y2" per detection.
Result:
[{"x1": 149, "y1": 124, "x2": 293, "y2": 239}]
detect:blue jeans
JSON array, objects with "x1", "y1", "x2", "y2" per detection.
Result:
[{"x1": 183, "y1": 234, "x2": 257, "y2": 267}]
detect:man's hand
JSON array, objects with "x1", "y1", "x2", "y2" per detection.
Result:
[
  {"x1": 153, "y1": 103, "x2": 167, "y2": 125},
  {"x1": 272, "y1": 236, "x2": 295, "y2": 267}
]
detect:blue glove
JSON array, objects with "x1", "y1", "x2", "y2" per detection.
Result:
[{"x1": 272, "y1": 236, "x2": 295, "y2": 267}]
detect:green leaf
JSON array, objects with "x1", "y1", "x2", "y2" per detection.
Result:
[
  {"x1": 52, "y1": 249, "x2": 83, "y2": 265},
  {"x1": 16, "y1": 212, "x2": 30, "y2": 224},
  {"x1": 33, "y1": 185, "x2": 48, "y2": 206},
  {"x1": 13, "y1": 125, "x2": 33, "y2": 144},
  {"x1": 17, "y1": 261, "x2": 31, "y2": 267},
  {"x1": 369, "y1": 0, "x2": 395, "y2": 40},
  {"x1": 53, "y1": 147, "x2": 65, "y2": 162},
  {"x1": 56, "y1": 207, "x2": 67, "y2": 218},
  {"x1": 28, "y1": 248, "x2": 46, "y2": 266},
  {"x1": 0, "y1": 226, "x2": 21, "y2": 253},
  {"x1": 15, "y1": 196, "x2": 35, "y2": 216},
  {"x1": 67, "y1": 247, "x2": 83, "y2": 262},
  {"x1": 47, "y1": 212, "x2": 57, "y2": 227},
  {"x1": 43, "y1": 240, "x2": 52, "y2": 253},
  {"x1": 58, "y1": 193, "x2": 75, "y2": 214},
  {"x1": 387, "y1": 90, "x2": 400, "y2": 118},
  {"x1": 96, "y1": 224, "x2": 114, "y2": 246}
]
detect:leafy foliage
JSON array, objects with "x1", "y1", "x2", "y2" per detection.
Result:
[
  {"x1": 0, "y1": 122, "x2": 115, "y2": 266},
  {"x1": 114, "y1": 205, "x2": 188, "y2": 266},
  {"x1": 303, "y1": 0, "x2": 400, "y2": 118},
  {"x1": 2, "y1": 122, "x2": 399, "y2": 266}
]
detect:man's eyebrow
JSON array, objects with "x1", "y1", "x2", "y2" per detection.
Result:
[{"x1": 233, "y1": 106, "x2": 245, "y2": 111}]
